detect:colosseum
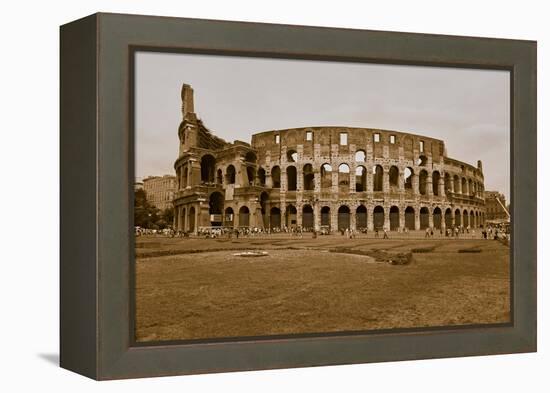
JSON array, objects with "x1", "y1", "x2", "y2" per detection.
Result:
[{"x1": 173, "y1": 84, "x2": 486, "y2": 233}]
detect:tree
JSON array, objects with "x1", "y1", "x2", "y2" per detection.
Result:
[{"x1": 134, "y1": 189, "x2": 160, "y2": 228}]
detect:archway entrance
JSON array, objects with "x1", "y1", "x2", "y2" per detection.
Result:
[
  {"x1": 420, "y1": 207, "x2": 430, "y2": 229},
  {"x1": 208, "y1": 192, "x2": 224, "y2": 226},
  {"x1": 389, "y1": 206, "x2": 399, "y2": 231},
  {"x1": 239, "y1": 206, "x2": 250, "y2": 227},
  {"x1": 356, "y1": 205, "x2": 367, "y2": 230},
  {"x1": 337, "y1": 205, "x2": 350, "y2": 231},
  {"x1": 405, "y1": 206, "x2": 415, "y2": 230},
  {"x1": 270, "y1": 207, "x2": 281, "y2": 229},
  {"x1": 286, "y1": 205, "x2": 297, "y2": 228},
  {"x1": 433, "y1": 207, "x2": 442, "y2": 229},
  {"x1": 302, "y1": 205, "x2": 314, "y2": 230},
  {"x1": 224, "y1": 207, "x2": 234, "y2": 228},
  {"x1": 373, "y1": 206, "x2": 384, "y2": 230},
  {"x1": 321, "y1": 206, "x2": 331, "y2": 230}
]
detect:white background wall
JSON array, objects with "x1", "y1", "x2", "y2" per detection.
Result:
[{"x1": 0, "y1": 0, "x2": 546, "y2": 391}]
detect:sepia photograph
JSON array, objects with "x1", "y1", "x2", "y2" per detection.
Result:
[{"x1": 132, "y1": 51, "x2": 511, "y2": 343}]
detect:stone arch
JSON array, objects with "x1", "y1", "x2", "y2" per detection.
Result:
[
  {"x1": 455, "y1": 208, "x2": 462, "y2": 227},
  {"x1": 389, "y1": 166, "x2": 399, "y2": 188},
  {"x1": 405, "y1": 206, "x2": 415, "y2": 230},
  {"x1": 224, "y1": 207, "x2": 234, "y2": 227},
  {"x1": 356, "y1": 205, "x2": 367, "y2": 229},
  {"x1": 444, "y1": 172, "x2": 452, "y2": 193},
  {"x1": 420, "y1": 207, "x2": 430, "y2": 229},
  {"x1": 226, "y1": 165, "x2": 236, "y2": 184},
  {"x1": 286, "y1": 149, "x2": 298, "y2": 162},
  {"x1": 433, "y1": 207, "x2": 442, "y2": 229},
  {"x1": 286, "y1": 166, "x2": 297, "y2": 191},
  {"x1": 338, "y1": 163, "x2": 350, "y2": 193},
  {"x1": 355, "y1": 150, "x2": 366, "y2": 162},
  {"x1": 321, "y1": 163, "x2": 333, "y2": 189},
  {"x1": 303, "y1": 164, "x2": 314, "y2": 191},
  {"x1": 445, "y1": 208, "x2": 453, "y2": 228},
  {"x1": 260, "y1": 191, "x2": 269, "y2": 227},
  {"x1": 404, "y1": 167, "x2": 414, "y2": 190},
  {"x1": 373, "y1": 165, "x2": 383, "y2": 192},
  {"x1": 246, "y1": 166, "x2": 256, "y2": 186},
  {"x1": 239, "y1": 206, "x2": 250, "y2": 227},
  {"x1": 208, "y1": 192, "x2": 224, "y2": 227},
  {"x1": 461, "y1": 177, "x2": 467, "y2": 194},
  {"x1": 373, "y1": 205, "x2": 384, "y2": 230},
  {"x1": 257, "y1": 167, "x2": 266, "y2": 186},
  {"x1": 470, "y1": 210, "x2": 475, "y2": 228},
  {"x1": 286, "y1": 204, "x2": 297, "y2": 227},
  {"x1": 270, "y1": 207, "x2": 281, "y2": 229},
  {"x1": 245, "y1": 151, "x2": 257, "y2": 163},
  {"x1": 453, "y1": 175, "x2": 460, "y2": 193},
  {"x1": 271, "y1": 166, "x2": 281, "y2": 188},
  {"x1": 302, "y1": 204, "x2": 314, "y2": 229},
  {"x1": 463, "y1": 209, "x2": 469, "y2": 228},
  {"x1": 432, "y1": 171, "x2": 441, "y2": 196},
  {"x1": 321, "y1": 206, "x2": 331, "y2": 229},
  {"x1": 337, "y1": 205, "x2": 351, "y2": 230},
  {"x1": 389, "y1": 206, "x2": 400, "y2": 231},
  {"x1": 200, "y1": 154, "x2": 216, "y2": 183},
  {"x1": 354, "y1": 166, "x2": 366, "y2": 192},
  {"x1": 417, "y1": 155, "x2": 428, "y2": 166},
  {"x1": 419, "y1": 170, "x2": 428, "y2": 195}
]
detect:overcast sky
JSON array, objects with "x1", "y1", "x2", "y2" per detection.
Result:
[{"x1": 135, "y1": 52, "x2": 510, "y2": 200}]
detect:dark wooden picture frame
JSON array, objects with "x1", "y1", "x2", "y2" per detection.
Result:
[{"x1": 60, "y1": 12, "x2": 536, "y2": 380}]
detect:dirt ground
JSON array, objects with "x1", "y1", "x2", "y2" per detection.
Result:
[{"x1": 134, "y1": 234, "x2": 510, "y2": 342}]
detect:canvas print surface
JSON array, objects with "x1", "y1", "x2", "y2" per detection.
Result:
[{"x1": 133, "y1": 52, "x2": 511, "y2": 343}]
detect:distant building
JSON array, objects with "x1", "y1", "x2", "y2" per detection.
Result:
[
  {"x1": 143, "y1": 175, "x2": 176, "y2": 211},
  {"x1": 134, "y1": 181, "x2": 144, "y2": 191},
  {"x1": 484, "y1": 191, "x2": 508, "y2": 221}
]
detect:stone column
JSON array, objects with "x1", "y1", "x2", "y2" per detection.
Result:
[
  {"x1": 265, "y1": 172, "x2": 273, "y2": 188},
  {"x1": 331, "y1": 171, "x2": 338, "y2": 194},
  {"x1": 399, "y1": 208, "x2": 405, "y2": 231},
  {"x1": 297, "y1": 164, "x2": 303, "y2": 191},
  {"x1": 439, "y1": 178, "x2": 445, "y2": 198},
  {"x1": 314, "y1": 203, "x2": 321, "y2": 232},
  {"x1": 296, "y1": 203, "x2": 302, "y2": 228},
  {"x1": 314, "y1": 170, "x2": 321, "y2": 193},
  {"x1": 366, "y1": 167, "x2": 373, "y2": 193},
  {"x1": 383, "y1": 167, "x2": 390, "y2": 193},
  {"x1": 367, "y1": 208, "x2": 374, "y2": 231},
  {"x1": 412, "y1": 174, "x2": 419, "y2": 195},
  {"x1": 350, "y1": 208, "x2": 356, "y2": 231},
  {"x1": 426, "y1": 173, "x2": 433, "y2": 197},
  {"x1": 414, "y1": 208, "x2": 420, "y2": 230},
  {"x1": 384, "y1": 205, "x2": 390, "y2": 231},
  {"x1": 428, "y1": 209, "x2": 434, "y2": 228},
  {"x1": 398, "y1": 171, "x2": 405, "y2": 192}
]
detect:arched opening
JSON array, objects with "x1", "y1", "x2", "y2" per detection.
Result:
[
  {"x1": 389, "y1": 206, "x2": 399, "y2": 231},
  {"x1": 224, "y1": 207, "x2": 234, "y2": 228},
  {"x1": 445, "y1": 208, "x2": 453, "y2": 228},
  {"x1": 404, "y1": 167, "x2": 413, "y2": 190},
  {"x1": 444, "y1": 173, "x2": 452, "y2": 194},
  {"x1": 470, "y1": 210, "x2": 475, "y2": 228},
  {"x1": 373, "y1": 165, "x2": 383, "y2": 192},
  {"x1": 321, "y1": 163, "x2": 332, "y2": 189},
  {"x1": 461, "y1": 177, "x2": 467, "y2": 195},
  {"x1": 260, "y1": 192, "x2": 269, "y2": 228},
  {"x1": 270, "y1": 207, "x2": 281, "y2": 229},
  {"x1": 271, "y1": 166, "x2": 281, "y2": 188},
  {"x1": 389, "y1": 166, "x2": 399, "y2": 189},
  {"x1": 188, "y1": 207, "x2": 196, "y2": 233},
  {"x1": 420, "y1": 207, "x2": 430, "y2": 229},
  {"x1": 216, "y1": 168, "x2": 223, "y2": 185},
  {"x1": 337, "y1": 205, "x2": 351, "y2": 230},
  {"x1": 373, "y1": 206, "x2": 384, "y2": 230},
  {"x1": 246, "y1": 166, "x2": 256, "y2": 186},
  {"x1": 355, "y1": 166, "x2": 367, "y2": 192},
  {"x1": 468, "y1": 179, "x2": 473, "y2": 196},
  {"x1": 321, "y1": 206, "x2": 331, "y2": 229},
  {"x1": 245, "y1": 151, "x2": 257, "y2": 163},
  {"x1": 433, "y1": 207, "x2": 442, "y2": 229},
  {"x1": 455, "y1": 209, "x2": 462, "y2": 227},
  {"x1": 208, "y1": 192, "x2": 224, "y2": 226},
  {"x1": 225, "y1": 165, "x2": 236, "y2": 185},
  {"x1": 257, "y1": 167, "x2": 266, "y2": 186},
  {"x1": 239, "y1": 206, "x2": 250, "y2": 227},
  {"x1": 356, "y1": 205, "x2": 367, "y2": 229},
  {"x1": 432, "y1": 171, "x2": 441, "y2": 196},
  {"x1": 453, "y1": 175, "x2": 460, "y2": 193},
  {"x1": 302, "y1": 204, "x2": 314, "y2": 229},
  {"x1": 200, "y1": 154, "x2": 216, "y2": 183},
  {"x1": 303, "y1": 164, "x2": 314, "y2": 191},
  {"x1": 287, "y1": 149, "x2": 298, "y2": 162},
  {"x1": 286, "y1": 166, "x2": 297, "y2": 191},
  {"x1": 417, "y1": 155, "x2": 428, "y2": 166},
  {"x1": 181, "y1": 165, "x2": 188, "y2": 188},
  {"x1": 405, "y1": 206, "x2": 415, "y2": 230},
  {"x1": 286, "y1": 205, "x2": 297, "y2": 227},
  {"x1": 463, "y1": 209, "x2": 469, "y2": 228},
  {"x1": 338, "y1": 163, "x2": 350, "y2": 193},
  {"x1": 179, "y1": 207, "x2": 186, "y2": 231},
  {"x1": 419, "y1": 170, "x2": 428, "y2": 195},
  {"x1": 355, "y1": 150, "x2": 366, "y2": 162}
]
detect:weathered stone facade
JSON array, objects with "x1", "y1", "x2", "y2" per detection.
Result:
[
  {"x1": 173, "y1": 83, "x2": 487, "y2": 233},
  {"x1": 484, "y1": 191, "x2": 509, "y2": 221}
]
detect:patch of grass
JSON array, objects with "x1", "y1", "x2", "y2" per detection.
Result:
[{"x1": 411, "y1": 246, "x2": 436, "y2": 253}]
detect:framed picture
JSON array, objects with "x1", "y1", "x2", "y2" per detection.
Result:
[{"x1": 60, "y1": 12, "x2": 536, "y2": 380}]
